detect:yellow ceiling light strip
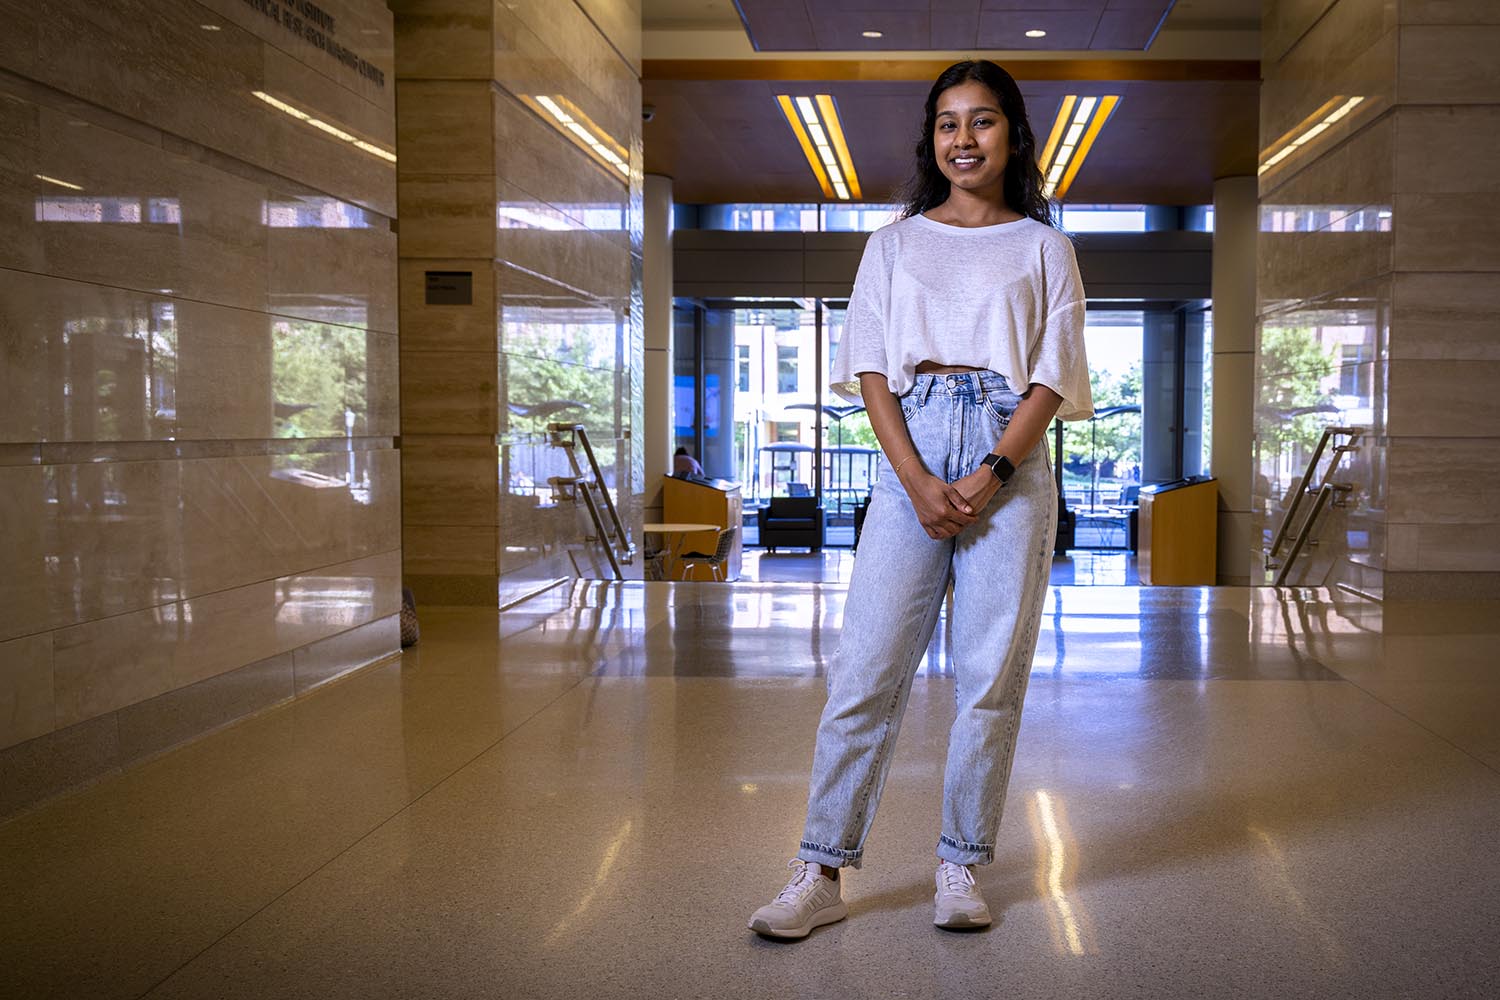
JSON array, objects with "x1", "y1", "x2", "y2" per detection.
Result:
[
  {"x1": 1035, "y1": 94, "x2": 1120, "y2": 201},
  {"x1": 1257, "y1": 95, "x2": 1365, "y2": 176},
  {"x1": 524, "y1": 95, "x2": 630, "y2": 179},
  {"x1": 1056, "y1": 94, "x2": 1119, "y2": 199},
  {"x1": 816, "y1": 94, "x2": 861, "y2": 200},
  {"x1": 1035, "y1": 94, "x2": 1076, "y2": 181},
  {"x1": 777, "y1": 95, "x2": 835, "y2": 199},
  {"x1": 778, "y1": 93, "x2": 862, "y2": 201}
]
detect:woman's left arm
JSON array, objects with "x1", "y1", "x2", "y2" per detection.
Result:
[{"x1": 951, "y1": 383, "x2": 1063, "y2": 513}]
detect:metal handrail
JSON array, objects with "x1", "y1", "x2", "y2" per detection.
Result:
[
  {"x1": 547, "y1": 423, "x2": 633, "y2": 580},
  {"x1": 1267, "y1": 426, "x2": 1362, "y2": 564},
  {"x1": 1275, "y1": 484, "x2": 1339, "y2": 585}
]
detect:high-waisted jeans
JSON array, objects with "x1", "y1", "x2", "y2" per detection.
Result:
[{"x1": 798, "y1": 370, "x2": 1058, "y2": 869}]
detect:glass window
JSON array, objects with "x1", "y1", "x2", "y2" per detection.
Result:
[
  {"x1": 691, "y1": 203, "x2": 903, "y2": 232},
  {"x1": 777, "y1": 345, "x2": 798, "y2": 393},
  {"x1": 820, "y1": 203, "x2": 902, "y2": 232},
  {"x1": 737, "y1": 344, "x2": 750, "y2": 392},
  {"x1": 1060, "y1": 204, "x2": 1148, "y2": 232},
  {"x1": 698, "y1": 204, "x2": 819, "y2": 231}
]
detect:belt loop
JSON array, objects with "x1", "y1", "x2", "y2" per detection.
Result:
[{"x1": 918, "y1": 376, "x2": 933, "y2": 404}]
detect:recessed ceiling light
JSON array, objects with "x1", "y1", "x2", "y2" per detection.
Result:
[
  {"x1": 861, "y1": 30, "x2": 883, "y2": 38},
  {"x1": 200, "y1": 24, "x2": 221, "y2": 31},
  {"x1": 1026, "y1": 29, "x2": 1047, "y2": 38}
]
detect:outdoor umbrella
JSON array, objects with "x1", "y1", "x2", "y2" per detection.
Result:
[{"x1": 1087, "y1": 405, "x2": 1141, "y2": 508}]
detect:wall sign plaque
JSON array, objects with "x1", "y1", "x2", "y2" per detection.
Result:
[
  {"x1": 425, "y1": 271, "x2": 473, "y2": 305},
  {"x1": 239, "y1": 0, "x2": 386, "y2": 88}
]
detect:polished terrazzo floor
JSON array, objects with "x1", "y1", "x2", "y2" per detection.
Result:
[{"x1": 4, "y1": 581, "x2": 1499, "y2": 999}]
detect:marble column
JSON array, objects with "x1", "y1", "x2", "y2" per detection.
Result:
[
  {"x1": 394, "y1": 0, "x2": 644, "y2": 603},
  {"x1": 1213, "y1": 175, "x2": 1257, "y2": 586},
  {"x1": 643, "y1": 172, "x2": 674, "y2": 523},
  {"x1": 1258, "y1": 0, "x2": 1500, "y2": 598}
]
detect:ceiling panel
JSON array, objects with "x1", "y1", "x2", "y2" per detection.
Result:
[
  {"x1": 733, "y1": 0, "x2": 1178, "y2": 51},
  {"x1": 1089, "y1": 8, "x2": 1164, "y2": 48},
  {"x1": 975, "y1": 10, "x2": 1096, "y2": 49}
]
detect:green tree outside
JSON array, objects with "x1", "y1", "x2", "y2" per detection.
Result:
[
  {"x1": 1256, "y1": 324, "x2": 1337, "y2": 456},
  {"x1": 504, "y1": 320, "x2": 619, "y2": 473},
  {"x1": 273, "y1": 321, "x2": 367, "y2": 439}
]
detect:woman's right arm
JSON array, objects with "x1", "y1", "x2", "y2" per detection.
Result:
[{"x1": 860, "y1": 372, "x2": 976, "y2": 540}]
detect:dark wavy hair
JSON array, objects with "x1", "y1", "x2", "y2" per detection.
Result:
[{"x1": 896, "y1": 60, "x2": 1055, "y2": 228}]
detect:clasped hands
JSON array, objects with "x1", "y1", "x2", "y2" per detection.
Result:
[{"x1": 900, "y1": 466, "x2": 1003, "y2": 541}]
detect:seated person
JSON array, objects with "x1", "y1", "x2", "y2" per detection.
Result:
[{"x1": 673, "y1": 446, "x2": 704, "y2": 478}]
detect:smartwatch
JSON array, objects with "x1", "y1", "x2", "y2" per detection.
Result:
[{"x1": 980, "y1": 453, "x2": 1015, "y2": 485}]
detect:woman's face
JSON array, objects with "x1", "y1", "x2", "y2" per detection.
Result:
[{"x1": 932, "y1": 80, "x2": 1011, "y2": 195}]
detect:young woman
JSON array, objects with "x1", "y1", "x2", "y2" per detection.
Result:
[{"x1": 749, "y1": 60, "x2": 1092, "y2": 938}]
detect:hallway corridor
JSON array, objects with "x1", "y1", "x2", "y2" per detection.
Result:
[{"x1": 4, "y1": 582, "x2": 1499, "y2": 999}]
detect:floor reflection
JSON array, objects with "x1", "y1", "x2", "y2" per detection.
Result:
[{"x1": 6, "y1": 582, "x2": 1500, "y2": 999}]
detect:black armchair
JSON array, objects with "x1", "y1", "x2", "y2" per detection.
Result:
[{"x1": 757, "y1": 496, "x2": 825, "y2": 552}]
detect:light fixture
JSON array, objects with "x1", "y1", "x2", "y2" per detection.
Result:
[
  {"x1": 776, "y1": 93, "x2": 862, "y2": 200},
  {"x1": 861, "y1": 30, "x2": 883, "y2": 38},
  {"x1": 1025, "y1": 29, "x2": 1047, "y2": 38},
  {"x1": 1035, "y1": 94, "x2": 1120, "y2": 200},
  {"x1": 35, "y1": 173, "x2": 83, "y2": 190},
  {"x1": 200, "y1": 24, "x2": 221, "y2": 31},
  {"x1": 522, "y1": 95, "x2": 630, "y2": 179},
  {"x1": 1258, "y1": 96, "x2": 1364, "y2": 176},
  {"x1": 251, "y1": 90, "x2": 396, "y2": 162}
]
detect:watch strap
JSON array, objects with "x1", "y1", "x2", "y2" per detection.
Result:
[{"x1": 981, "y1": 453, "x2": 1015, "y2": 484}]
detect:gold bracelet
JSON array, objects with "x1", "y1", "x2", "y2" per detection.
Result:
[{"x1": 893, "y1": 453, "x2": 918, "y2": 476}]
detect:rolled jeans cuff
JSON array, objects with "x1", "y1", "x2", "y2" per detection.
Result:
[
  {"x1": 937, "y1": 834, "x2": 994, "y2": 866},
  {"x1": 797, "y1": 840, "x2": 864, "y2": 870}
]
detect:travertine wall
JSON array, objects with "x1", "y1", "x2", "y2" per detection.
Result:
[
  {"x1": 0, "y1": 0, "x2": 401, "y2": 814},
  {"x1": 394, "y1": 0, "x2": 644, "y2": 605},
  {"x1": 1256, "y1": 0, "x2": 1500, "y2": 598}
]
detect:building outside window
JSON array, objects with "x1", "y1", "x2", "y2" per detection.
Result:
[{"x1": 777, "y1": 344, "x2": 798, "y2": 394}]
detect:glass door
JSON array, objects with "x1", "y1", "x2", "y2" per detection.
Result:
[{"x1": 1063, "y1": 311, "x2": 1144, "y2": 550}]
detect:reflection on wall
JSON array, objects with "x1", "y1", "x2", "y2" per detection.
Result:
[
  {"x1": 36, "y1": 196, "x2": 182, "y2": 224},
  {"x1": 1253, "y1": 296, "x2": 1385, "y2": 588},
  {"x1": 274, "y1": 320, "x2": 369, "y2": 439},
  {"x1": 0, "y1": 0, "x2": 400, "y2": 816}
]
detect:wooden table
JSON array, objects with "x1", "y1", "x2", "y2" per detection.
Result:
[{"x1": 642, "y1": 522, "x2": 720, "y2": 579}]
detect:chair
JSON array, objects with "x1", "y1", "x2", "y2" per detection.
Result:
[
  {"x1": 679, "y1": 526, "x2": 737, "y2": 582},
  {"x1": 757, "y1": 496, "x2": 824, "y2": 552}
]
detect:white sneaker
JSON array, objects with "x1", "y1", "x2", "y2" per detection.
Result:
[
  {"x1": 748, "y1": 860, "x2": 848, "y2": 939},
  {"x1": 933, "y1": 861, "x2": 991, "y2": 928}
]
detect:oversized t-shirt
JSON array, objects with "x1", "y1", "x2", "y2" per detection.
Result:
[{"x1": 829, "y1": 212, "x2": 1094, "y2": 422}]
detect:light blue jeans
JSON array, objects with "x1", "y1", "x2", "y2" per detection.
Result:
[{"x1": 798, "y1": 370, "x2": 1058, "y2": 869}]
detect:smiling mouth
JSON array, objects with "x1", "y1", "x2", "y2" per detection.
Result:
[{"x1": 950, "y1": 156, "x2": 983, "y2": 166}]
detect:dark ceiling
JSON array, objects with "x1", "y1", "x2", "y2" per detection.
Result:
[
  {"x1": 643, "y1": 72, "x2": 1258, "y2": 205},
  {"x1": 640, "y1": 1, "x2": 1261, "y2": 206}
]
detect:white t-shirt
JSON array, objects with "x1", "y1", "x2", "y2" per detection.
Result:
[{"x1": 830, "y1": 212, "x2": 1094, "y2": 422}]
